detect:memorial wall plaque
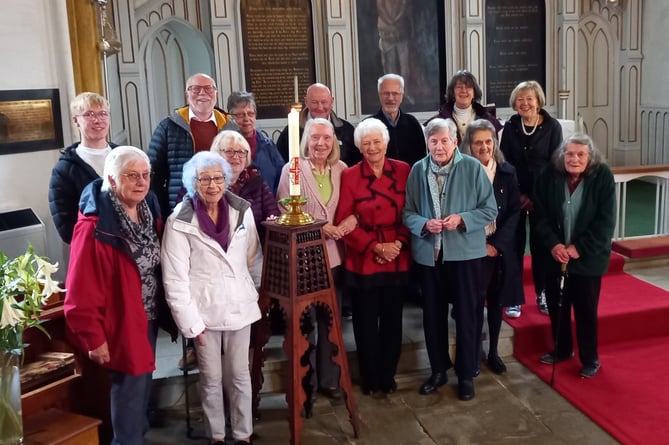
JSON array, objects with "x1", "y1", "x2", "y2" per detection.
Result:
[
  {"x1": 485, "y1": 0, "x2": 545, "y2": 107},
  {"x1": 241, "y1": 0, "x2": 316, "y2": 119},
  {"x1": 0, "y1": 89, "x2": 64, "y2": 155}
]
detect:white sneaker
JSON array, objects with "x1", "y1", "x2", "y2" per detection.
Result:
[
  {"x1": 536, "y1": 290, "x2": 549, "y2": 315},
  {"x1": 505, "y1": 305, "x2": 521, "y2": 318}
]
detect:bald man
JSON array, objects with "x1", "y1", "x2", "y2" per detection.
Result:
[
  {"x1": 148, "y1": 73, "x2": 238, "y2": 219},
  {"x1": 277, "y1": 83, "x2": 359, "y2": 166}
]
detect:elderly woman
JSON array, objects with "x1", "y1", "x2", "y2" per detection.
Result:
[
  {"x1": 161, "y1": 151, "x2": 262, "y2": 445},
  {"x1": 277, "y1": 118, "x2": 355, "y2": 400},
  {"x1": 427, "y1": 70, "x2": 502, "y2": 145},
  {"x1": 335, "y1": 118, "x2": 411, "y2": 397},
  {"x1": 211, "y1": 129, "x2": 279, "y2": 243},
  {"x1": 403, "y1": 118, "x2": 497, "y2": 401},
  {"x1": 64, "y1": 146, "x2": 177, "y2": 445},
  {"x1": 227, "y1": 91, "x2": 285, "y2": 192},
  {"x1": 500, "y1": 80, "x2": 563, "y2": 317},
  {"x1": 461, "y1": 119, "x2": 523, "y2": 374},
  {"x1": 533, "y1": 134, "x2": 615, "y2": 378}
]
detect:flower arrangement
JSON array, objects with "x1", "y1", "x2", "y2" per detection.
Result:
[
  {"x1": 1, "y1": 245, "x2": 65, "y2": 444},
  {"x1": 0, "y1": 245, "x2": 65, "y2": 357}
]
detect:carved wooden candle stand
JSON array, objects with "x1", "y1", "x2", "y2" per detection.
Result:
[{"x1": 251, "y1": 220, "x2": 359, "y2": 445}]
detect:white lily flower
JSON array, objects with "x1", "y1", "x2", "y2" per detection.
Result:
[{"x1": 0, "y1": 296, "x2": 23, "y2": 329}]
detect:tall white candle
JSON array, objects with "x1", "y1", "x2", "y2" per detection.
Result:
[
  {"x1": 288, "y1": 107, "x2": 300, "y2": 195},
  {"x1": 294, "y1": 75, "x2": 299, "y2": 103}
]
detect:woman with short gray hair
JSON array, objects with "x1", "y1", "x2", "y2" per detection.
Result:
[
  {"x1": 162, "y1": 150, "x2": 262, "y2": 445},
  {"x1": 533, "y1": 133, "x2": 615, "y2": 379},
  {"x1": 227, "y1": 91, "x2": 284, "y2": 192},
  {"x1": 65, "y1": 145, "x2": 178, "y2": 445},
  {"x1": 403, "y1": 118, "x2": 498, "y2": 401}
]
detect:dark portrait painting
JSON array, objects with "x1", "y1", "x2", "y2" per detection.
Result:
[{"x1": 356, "y1": 0, "x2": 444, "y2": 115}]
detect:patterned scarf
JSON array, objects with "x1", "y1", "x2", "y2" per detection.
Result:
[
  {"x1": 229, "y1": 167, "x2": 258, "y2": 195},
  {"x1": 109, "y1": 192, "x2": 161, "y2": 320},
  {"x1": 427, "y1": 156, "x2": 452, "y2": 257},
  {"x1": 193, "y1": 194, "x2": 231, "y2": 252}
]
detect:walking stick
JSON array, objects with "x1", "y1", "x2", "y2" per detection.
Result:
[{"x1": 550, "y1": 262, "x2": 568, "y2": 387}]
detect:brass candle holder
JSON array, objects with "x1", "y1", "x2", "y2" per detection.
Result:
[{"x1": 277, "y1": 196, "x2": 313, "y2": 225}]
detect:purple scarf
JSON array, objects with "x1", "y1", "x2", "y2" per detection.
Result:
[{"x1": 193, "y1": 194, "x2": 230, "y2": 252}]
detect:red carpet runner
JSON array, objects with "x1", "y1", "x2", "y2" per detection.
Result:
[{"x1": 505, "y1": 254, "x2": 669, "y2": 445}]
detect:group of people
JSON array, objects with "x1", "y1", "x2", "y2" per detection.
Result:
[{"x1": 47, "y1": 69, "x2": 615, "y2": 445}]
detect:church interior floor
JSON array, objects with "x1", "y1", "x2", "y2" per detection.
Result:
[{"x1": 145, "y1": 259, "x2": 669, "y2": 444}]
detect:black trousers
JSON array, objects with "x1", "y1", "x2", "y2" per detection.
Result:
[
  {"x1": 545, "y1": 271, "x2": 601, "y2": 366},
  {"x1": 419, "y1": 258, "x2": 483, "y2": 379},
  {"x1": 477, "y1": 256, "x2": 504, "y2": 358},
  {"x1": 515, "y1": 210, "x2": 550, "y2": 296},
  {"x1": 350, "y1": 285, "x2": 403, "y2": 392}
]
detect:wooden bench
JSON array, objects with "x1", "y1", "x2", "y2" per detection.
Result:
[{"x1": 23, "y1": 409, "x2": 101, "y2": 445}]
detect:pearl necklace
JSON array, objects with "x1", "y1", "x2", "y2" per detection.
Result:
[{"x1": 521, "y1": 115, "x2": 540, "y2": 136}]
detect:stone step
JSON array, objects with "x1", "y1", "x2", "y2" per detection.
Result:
[{"x1": 151, "y1": 305, "x2": 515, "y2": 409}]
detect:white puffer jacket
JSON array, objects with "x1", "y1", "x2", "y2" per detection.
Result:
[{"x1": 161, "y1": 192, "x2": 262, "y2": 336}]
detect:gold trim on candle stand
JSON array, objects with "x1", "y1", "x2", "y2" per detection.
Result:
[{"x1": 277, "y1": 196, "x2": 314, "y2": 225}]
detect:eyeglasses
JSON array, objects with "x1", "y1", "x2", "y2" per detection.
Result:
[
  {"x1": 187, "y1": 85, "x2": 217, "y2": 94},
  {"x1": 233, "y1": 111, "x2": 256, "y2": 119},
  {"x1": 79, "y1": 110, "x2": 110, "y2": 121},
  {"x1": 381, "y1": 92, "x2": 402, "y2": 98},
  {"x1": 197, "y1": 176, "x2": 225, "y2": 186},
  {"x1": 121, "y1": 171, "x2": 151, "y2": 183},
  {"x1": 221, "y1": 149, "x2": 248, "y2": 158}
]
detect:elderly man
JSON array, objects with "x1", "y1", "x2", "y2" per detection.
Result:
[
  {"x1": 49, "y1": 92, "x2": 116, "y2": 244},
  {"x1": 148, "y1": 73, "x2": 237, "y2": 220},
  {"x1": 148, "y1": 72, "x2": 237, "y2": 372},
  {"x1": 370, "y1": 73, "x2": 426, "y2": 168},
  {"x1": 277, "y1": 82, "x2": 359, "y2": 166}
]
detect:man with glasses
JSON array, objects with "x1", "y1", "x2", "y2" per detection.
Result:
[
  {"x1": 148, "y1": 73, "x2": 237, "y2": 221},
  {"x1": 148, "y1": 73, "x2": 237, "y2": 372},
  {"x1": 370, "y1": 73, "x2": 426, "y2": 168},
  {"x1": 226, "y1": 91, "x2": 284, "y2": 192},
  {"x1": 49, "y1": 92, "x2": 116, "y2": 244},
  {"x1": 276, "y1": 82, "x2": 360, "y2": 166}
]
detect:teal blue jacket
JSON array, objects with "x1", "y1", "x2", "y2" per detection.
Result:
[{"x1": 403, "y1": 151, "x2": 498, "y2": 266}]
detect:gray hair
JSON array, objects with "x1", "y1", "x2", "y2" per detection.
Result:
[
  {"x1": 552, "y1": 133, "x2": 603, "y2": 176},
  {"x1": 461, "y1": 119, "x2": 505, "y2": 164},
  {"x1": 211, "y1": 130, "x2": 252, "y2": 165},
  {"x1": 354, "y1": 118, "x2": 390, "y2": 148},
  {"x1": 300, "y1": 118, "x2": 340, "y2": 164},
  {"x1": 226, "y1": 91, "x2": 256, "y2": 113},
  {"x1": 181, "y1": 151, "x2": 233, "y2": 198},
  {"x1": 377, "y1": 73, "x2": 405, "y2": 93},
  {"x1": 101, "y1": 146, "x2": 150, "y2": 192},
  {"x1": 424, "y1": 118, "x2": 457, "y2": 143}
]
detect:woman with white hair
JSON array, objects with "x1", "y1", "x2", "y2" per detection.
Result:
[
  {"x1": 161, "y1": 151, "x2": 261, "y2": 445},
  {"x1": 335, "y1": 117, "x2": 411, "y2": 397},
  {"x1": 65, "y1": 145, "x2": 178, "y2": 445},
  {"x1": 403, "y1": 118, "x2": 497, "y2": 401}
]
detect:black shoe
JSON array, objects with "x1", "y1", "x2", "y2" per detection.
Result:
[
  {"x1": 341, "y1": 308, "x2": 353, "y2": 320},
  {"x1": 319, "y1": 386, "x2": 343, "y2": 400},
  {"x1": 580, "y1": 361, "x2": 600, "y2": 378},
  {"x1": 539, "y1": 352, "x2": 574, "y2": 365},
  {"x1": 382, "y1": 379, "x2": 397, "y2": 394},
  {"x1": 487, "y1": 355, "x2": 507, "y2": 374},
  {"x1": 473, "y1": 367, "x2": 480, "y2": 377},
  {"x1": 419, "y1": 372, "x2": 448, "y2": 395},
  {"x1": 458, "y1": 379, "x2": 475, "y2": 401}
]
